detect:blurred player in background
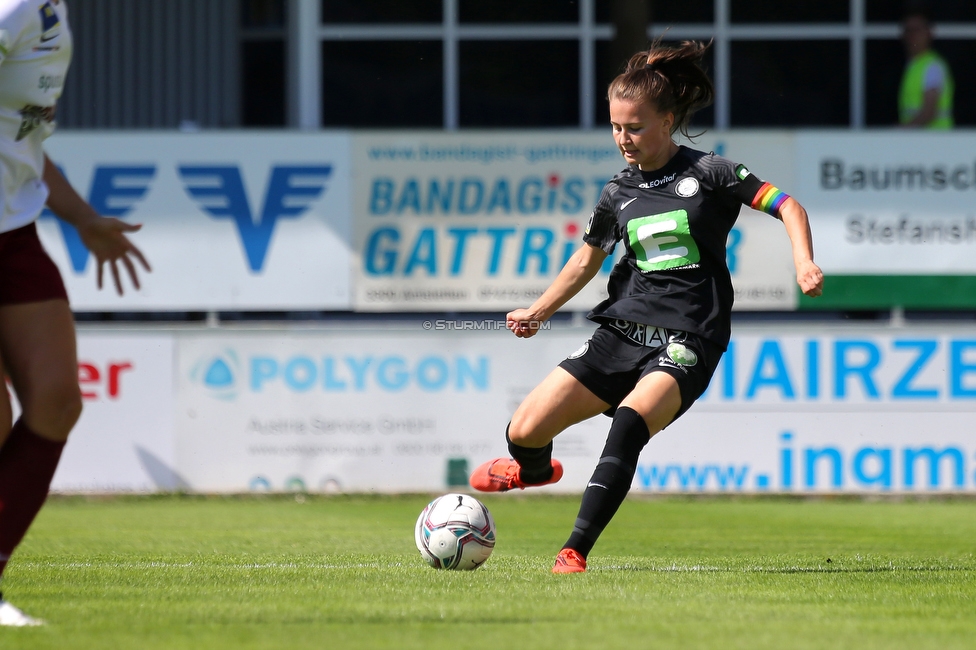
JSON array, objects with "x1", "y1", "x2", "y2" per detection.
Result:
[
  {"x1": 899, "y1": 4, "x2": 954, "y2": 128},
  {"x1": 469, "y1": 41, "x2": 823, "y2": 573},
  {"x1": 0, "y1": 0, "x2": 149, "y2": 625}
]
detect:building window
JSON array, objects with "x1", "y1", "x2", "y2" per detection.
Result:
[
  {"x1": 242, "y1": 41, "x2": 286, "y2": 126},
  {"x1": 321, "y1": 0, "x2": 441, "y2": 23},
  {"x1": 241, "y1": 0, "x2": 286, "y2": 127},
  {"x1": 241, "y1": 0, "x2": 285, "y2": 27},
  {"x1": 308, "y1": 0, "x2": 976, "y2": 130},
  {"x1": 731, "y1": 0, "x2": 849, "y2": 23},
  {"x1": 594, "y1": 0, "x2": 714, "y2": 24},
  {"x1": 866, "y1": 0, "x2": 976, "y2": 22},
  {"x1": 731, "y1": 40, "x2": 849, "y2": 126},
  {"x1": 459, "y1": 40, "x2": 579, "y2": 127},
  {"x1": 321, "y1": 41, "x2": 443, "y2": 127},
  {"x1": 459, "y1": 0, "x2": 579, "y2": 24}
]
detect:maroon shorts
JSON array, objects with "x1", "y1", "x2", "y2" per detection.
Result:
[{"x1": 0, "y1": 222, "x2": 69, "y2": 305}]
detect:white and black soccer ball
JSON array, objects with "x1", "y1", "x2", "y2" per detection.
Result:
[{"x1": 415, "y1": 493, "x2": 496, "y2": 570}]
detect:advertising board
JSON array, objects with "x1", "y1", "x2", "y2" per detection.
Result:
[
  {"x1": 648, "y1": 327, "x2": 976, "y2": 493},
  {"x1": 352, "y1": 131, "x2": 799, "y2": 312},
  {"x1": 174, "y1": 327, "x2": 604, "y2": 492},
  {"x1": 174, "y1": 324, "x2": 976, "y2": 494},
  {"x1": 50, "y1": 332, "x2": 176, "y2": 492},
  {"x1": 39, "y1": 132, "x2": 353, "y2": 310},
  {"x1": 796, "y1": 131, "x2": 976, "y2": 309}
]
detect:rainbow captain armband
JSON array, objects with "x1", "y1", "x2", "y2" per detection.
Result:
[{"x1": 751, "y1": 182, "x2": 790, "y2": 216}]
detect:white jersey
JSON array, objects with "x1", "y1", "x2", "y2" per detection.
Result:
[{"x1": 0, "y1": 0, "x2": 71, "y2": 234}]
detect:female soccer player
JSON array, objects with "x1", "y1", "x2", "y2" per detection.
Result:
[
  {"x1": 0, "y1": 0, "x2": 149, "y2": 625},
  {"x1": 469, "y1": 41, "x2": 823, "y2": 573}
]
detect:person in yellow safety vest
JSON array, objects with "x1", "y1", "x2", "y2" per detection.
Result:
[{"x1": 899, "y1": 8, "x2": 954, "y2": 128}]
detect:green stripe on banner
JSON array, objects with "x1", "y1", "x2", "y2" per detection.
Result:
[{"x1": 798, "y1": 275, "x2": 976, "y2": 310}]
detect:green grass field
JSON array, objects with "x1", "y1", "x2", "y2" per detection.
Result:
[{"x1": 1, "y1": 494, "x2": 974, "y2": 649}]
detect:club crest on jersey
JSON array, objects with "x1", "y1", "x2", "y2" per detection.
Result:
[
  {"x1": 674, "y1": 177, "x2": 700, "y2": 198},
  {"x1": 666, "y1": 342, "x2": 698, "y2": 367},
  {"x1": 39, "y1": 2, "x2": 61, "y2": 42}
]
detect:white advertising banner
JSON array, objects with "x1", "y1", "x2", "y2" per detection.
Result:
[
  {"x1": 646, "y1": 326, "x2": 976, "y2": 493},
  {"x1": 175, "y1": 326, "x2": 610, "y2": 493},
  {"x1": 352, "y1": 131, "x2": 798, "y2": 312},
  {"x1": 174, "y1": 324, "x2": 976, "y2": 494},
  {"x1": 39, "y1": 133, "x2": 352, "y2": 310},
  {"x1": 50, "y1": 331, "x2": 177, "y2": 492},
  {"x1": 796, "y1": 131, "x2": 976, "y2": 274}
]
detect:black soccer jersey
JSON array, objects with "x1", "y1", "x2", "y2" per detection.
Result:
[{"x1": 583, "y1": 146, "x2": 786, "y2": 350}]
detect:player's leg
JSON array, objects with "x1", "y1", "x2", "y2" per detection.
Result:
[
  {"x1": 554, "y1": 371, "x2": 680, "y2": 572},
  {"x1": 0, "y1": 355, "x2": 12, "y2": 448},
  {"x1": 0, "y1": 299, "x2": 82, "y2": 586},
  {"x1": 507, "y1": 367, "x2": 612, "y2": 482},
  {"x1": 0, "y1": 298, "x2": 82, "y2": 440},
  {"x1": 470, "y1": 367, "x2": 611, "y2": 491},
  {"x1": 555, "y1": 332, "x2": 722, "y2": 572}
]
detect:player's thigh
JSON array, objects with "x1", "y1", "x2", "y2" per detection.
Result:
[
  {"x1": 0, "y1": 352, "x2": 11, "y2": 447},
  {"x1": 0, "y1": 299, "x2": 81, "y2": 438},
  {"x1": 618, "y1": 370, "x2": 682, "y2": 436},
  {"x1": 509, "y1": 366, "x2": 611, "y2": 446}
]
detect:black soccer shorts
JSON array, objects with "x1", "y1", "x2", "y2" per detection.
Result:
[{"x1": 558, "y1": 319, "x2": 723, "y2": 422}]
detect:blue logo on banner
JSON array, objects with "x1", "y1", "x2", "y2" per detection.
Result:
[
  {"x1": 190, "y1": 350, "x2": 241, "y2": 401},
  {"x1": 179, "y1": 165, "x2": 333, "y2": 271}
]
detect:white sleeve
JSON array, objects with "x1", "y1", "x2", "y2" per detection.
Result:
[
  {"x1": 923, "y1": 61, "x2": 945, "y2": 92},
  {"x1": 0, "y1": 0, "x2": 33, "y2": 65}
]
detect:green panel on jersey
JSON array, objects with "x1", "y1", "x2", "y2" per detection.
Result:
[
  {"x1": 627, "y1": 209, "x2": 700, "y2": 272},
  {"x1": 797, "y1": 275, "x2": 976, "y2": 310}
]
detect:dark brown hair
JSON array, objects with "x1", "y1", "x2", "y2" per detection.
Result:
[{"x1": 608, "y1": 40, "x2": 714, "y2": 139}]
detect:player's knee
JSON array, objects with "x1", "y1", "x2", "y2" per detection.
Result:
[
  {"x1": 63, "y1": 387, "x2": 83, "y2": 429},
  {"x1": 508, "y1": 411, "x2": 549, "y2": 447},
  {"x1": 24, "y1": 381, "x2": 82, "y2": 439}
]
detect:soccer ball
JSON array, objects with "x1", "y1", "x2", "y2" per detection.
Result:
[{"x1": 415, "y1": 493, "x2": 496, "y2": 570}]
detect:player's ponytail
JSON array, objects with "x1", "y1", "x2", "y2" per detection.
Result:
[{"x1": 608, "y1": 40, "x2": 714, "y2": 139}]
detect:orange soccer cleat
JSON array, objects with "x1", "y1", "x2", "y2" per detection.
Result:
[
  {"x1": 468, "y1": 457, "x2": 563, "y2": 492},
  {"x1": 552, "y1": 548, "x2": 587, "y2": 574}
]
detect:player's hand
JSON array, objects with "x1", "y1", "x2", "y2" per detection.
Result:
[
  {"x1": 506, "y1": 308, "x2": 545, "y2": 339},
  {"x1": 796, "y1": 260, "x2": 823, "y2": 298},
  {"x1": 77, "y1": 217, "x2": 152, "y2": 295}
]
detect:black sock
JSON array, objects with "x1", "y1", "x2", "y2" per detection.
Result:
[
  {"x1": 506, "y1": 424, "x2": 554, "y2": 484},
  {"x1": 563, "y1": 407, "x2": 650, "y2": 558}
]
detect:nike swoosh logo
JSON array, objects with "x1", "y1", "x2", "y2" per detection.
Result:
[
  {"x1": 40, "y1": 33, "x2": 58, "y2": 42},
  {"x1": 620, "y1": 197, "x2": 637, "y2": 211}
]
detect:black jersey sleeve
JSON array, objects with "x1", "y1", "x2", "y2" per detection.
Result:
[
  {"x1": 708, "y1": 155, "x2": 792, "y2": 218},
  {"x1": 582, "y1": 178, "x2": 621, "y2": 254}
]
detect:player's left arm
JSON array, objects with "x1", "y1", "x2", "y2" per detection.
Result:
[
  {"x1": 776, "y1": 197, "x2": 823, "y2": 298},
  {"x1": 42, "y1": 154, "x2": 151, "y2": 294},
  {"x1": 728, "y1": 161, "x2": 824, "y2": 299}
]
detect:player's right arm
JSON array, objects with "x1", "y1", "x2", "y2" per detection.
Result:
[
  {"x1": 507, "y1": 243, "x2": 608, "y2": 338},
  {"x1": 507, "y1": 177, "x2": 620, "y2": 338}
]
